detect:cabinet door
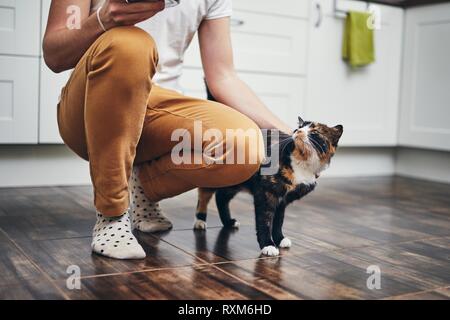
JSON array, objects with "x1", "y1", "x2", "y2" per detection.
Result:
[
  {"x1": 180, "y1": 68, "x2": 306, "y2": 129},
  {"x1": 399, "y1": 3, "x2": 450, "y2": 151},
  {"x1": 39, "y1": 0, "x2": 71, "y2": 144},
  {"x1": 0, "y1": 56, "x2": 39, "y2": 143},
  {"x1": 184, "y1": 10, "x2": 309, "y2": 76},
  {"x1": 39, "y1": 66, "x2": 71, "y2": 144},
  {"x1": 305, "y1": 0, "x2": 403, "y2": 146},
  {"x1": 0, "y1": 0, "x2": 41, "y2": 56}
]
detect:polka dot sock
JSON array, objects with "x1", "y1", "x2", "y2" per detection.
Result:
[
  {"x1": 129, "y1": 165, "x2": 173, "y2": 233},
  {"x1": 91, "y1": 211, "x2": 146, "y2": 260}
]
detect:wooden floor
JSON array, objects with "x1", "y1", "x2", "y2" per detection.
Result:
[{"x1": 0, "y1": 176, "x2": 449, "y2": 300}]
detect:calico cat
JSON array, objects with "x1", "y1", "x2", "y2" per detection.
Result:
[{"x1": 193, "y1": 117, "x2": 343, "y2": 256}]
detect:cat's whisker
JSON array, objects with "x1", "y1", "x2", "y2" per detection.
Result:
[
  {"x1": 278, "y1": 136, "x2": 293, "y2": 147},
  {"x1": 308, "y1": 136, "x2": 317, "y2": 148},
  {"x1": 308, "y1": 135, "x2": 325, "y2": 154},
  {"x1": 309, "y1": 138, "x2": 321, "y2": 152},
  {"x1": 278, "y1": 136, "x2": 293, "y2": 145},
  {"x1": 279, "y1": 138, "x2": 294, "y2": 156}
]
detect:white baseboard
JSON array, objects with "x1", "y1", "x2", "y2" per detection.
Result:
[
  {"x1": 0, "y1": 145, "x2": 448, "y2": 188},
  {"x1": 0, "y1": 145, "x2": 90, "y2": 187},
  {"x1": 395, "y1": 147, "x2": 450, "y2": 184},
  {"x1": 323, "y1": 147, "x2": 396, "y2": 177}
]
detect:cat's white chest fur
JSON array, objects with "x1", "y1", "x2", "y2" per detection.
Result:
[{"x1": 289, "y1": 154, "x2": 320, "y2": 185}]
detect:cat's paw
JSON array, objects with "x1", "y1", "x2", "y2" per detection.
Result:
[
  {"x1": 261, "y1": 245, "x2": 280, "y2": 256},
  {"x1": 279, "y1": 237, "x2": 292, "y2": 248},
  {"x1": 193, "y1": 219, "x2": 207, "y2": 230},
  {"x1": 224, "y1": 219, "x2": 240, "y2": 229}
]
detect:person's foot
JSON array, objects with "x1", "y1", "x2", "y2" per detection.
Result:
[
  {"x1": 91, "y1": 211, "x2": 146, "y2": 259},
  {"x1": 129, "y1": 166, "x2": 173, "y2": 233}
]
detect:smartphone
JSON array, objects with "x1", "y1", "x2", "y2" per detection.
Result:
[{"x1": 126, "y1": 0, "x2": 180, "y2": 7}]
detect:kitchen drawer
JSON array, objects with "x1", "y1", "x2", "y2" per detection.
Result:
[
  {"x1": 184, "y1": 10, "x2": 308, "y2": 76},
  {"x1": 180, "y1": 68, "x2": 306, "y2": 129},
  {"x1": 0, "y1": 56, "x2": 39, "y2": 143},
  {"x1": 233, "y1": 0, "x2": 309, "y2": 19},
  {"x1": 0, "y1": 0, "x2": 41, "y2": 56}
]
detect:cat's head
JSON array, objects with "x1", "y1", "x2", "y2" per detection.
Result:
[{"x1": 290, "y1": 116, "x2": 343, "y2": 177}]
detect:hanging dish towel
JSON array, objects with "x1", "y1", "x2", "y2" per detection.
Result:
[{"x1": 342, "y1": 11, "x2": 375, "y2": 67}]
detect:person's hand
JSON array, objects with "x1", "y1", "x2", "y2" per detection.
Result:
[{"x1": 99, "y1": 0, "x2": 165, "y2": 30}]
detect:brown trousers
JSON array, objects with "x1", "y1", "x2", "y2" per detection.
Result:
[{"x1": 57, "y1": 26, "x2": 264, "y2": 216}]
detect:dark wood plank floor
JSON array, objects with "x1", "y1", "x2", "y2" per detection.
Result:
[{"x1": 0, "y1": 176, "x2": 449, "y2": 300}]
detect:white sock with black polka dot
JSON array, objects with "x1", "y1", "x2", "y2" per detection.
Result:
[
  {"x1": 129, "y1": 165, "x2": 173, "y2": 233},
  {"x1": 91, "y1": 211, "x2": 146, "y2": 260}
]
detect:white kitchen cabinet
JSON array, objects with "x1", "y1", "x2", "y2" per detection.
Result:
[
  {"x1": 0, "y1": 56, "x2": 39, "y2": 143},
  {"x1": 0, "y1": 0, "x2": 41, "y2": 56},
  {"x1": 0, "y1": 0, "x2": 41, "y2": 143},
  {"x1": 184, "y1": 9, "x2": 309, "y2": 76},
  {"x1": 39, "y1": 66, "x2": 71, "y2": 144},
  {"x1": 399, "y1": 3, "x2": 450, "y2": 152},
  {"x1": 6, "y1": 0, "x2": 447, "y2": 152},
  {"x1": 39, "y1": 0, "x2": 71, "y2": 144},
  {"x1": 180, "y1": 68, "x2": 306, "y2": 128},
  {"x1": 305, "y1": 0, "x2": 403, "y2": 146}
]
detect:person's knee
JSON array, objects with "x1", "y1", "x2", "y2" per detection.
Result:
[
  {"x1": 100, "y1": 26, "x2": 157, "y2": 55},
  {"x1": 92, "y1": 26, "x2": 158, "y2": 77}
]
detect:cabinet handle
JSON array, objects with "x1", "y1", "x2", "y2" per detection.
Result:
[
  {"x1": 230, "y1": 18, "x2": 245, "y2": 27},
  {"x1": 315, "y1": 2, "x2": 322, "y2": 28}
]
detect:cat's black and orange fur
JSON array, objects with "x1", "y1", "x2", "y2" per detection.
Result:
[{"x1": 194, "y1": 116, "x2": 343, "y2": 256}]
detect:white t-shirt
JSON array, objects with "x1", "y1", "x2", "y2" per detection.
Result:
[{"x1": 90, "y1": 0, "x2": 233, "y2": 92}]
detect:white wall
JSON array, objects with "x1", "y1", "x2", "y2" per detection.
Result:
[
  {"x1": 323, "y1": 147, "x2": 396, "y2": 178},
  {"x1": 0, "y1": 145, "x2": 90, "y2": 187}
]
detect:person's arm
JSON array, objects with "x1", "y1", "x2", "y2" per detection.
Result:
[
  {"x1": 43, "y1": 0, "x2": 165, "y2": 73},
  {"x1": 198, "y1": 17, "x2": 292, "y2": 134}
]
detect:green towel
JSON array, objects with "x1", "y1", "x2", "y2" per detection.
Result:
[{"x1": 342, "y1": 11, "x2": 375, "y2": 67}]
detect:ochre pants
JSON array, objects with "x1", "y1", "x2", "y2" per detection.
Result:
[{"x1": 57, "y1": 26, "x2": 264, "y2": 216}]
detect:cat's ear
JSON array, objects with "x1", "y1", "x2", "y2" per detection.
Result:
[
  {"x1": 334, "y1": 125, "x2": 343, "y2": 135},
  {"x1": 331, "y1": 125, "x2": 343, "y2": 146},
  {"x1": 298, "y1": 116, "x2": 305, "y2": 127}
]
